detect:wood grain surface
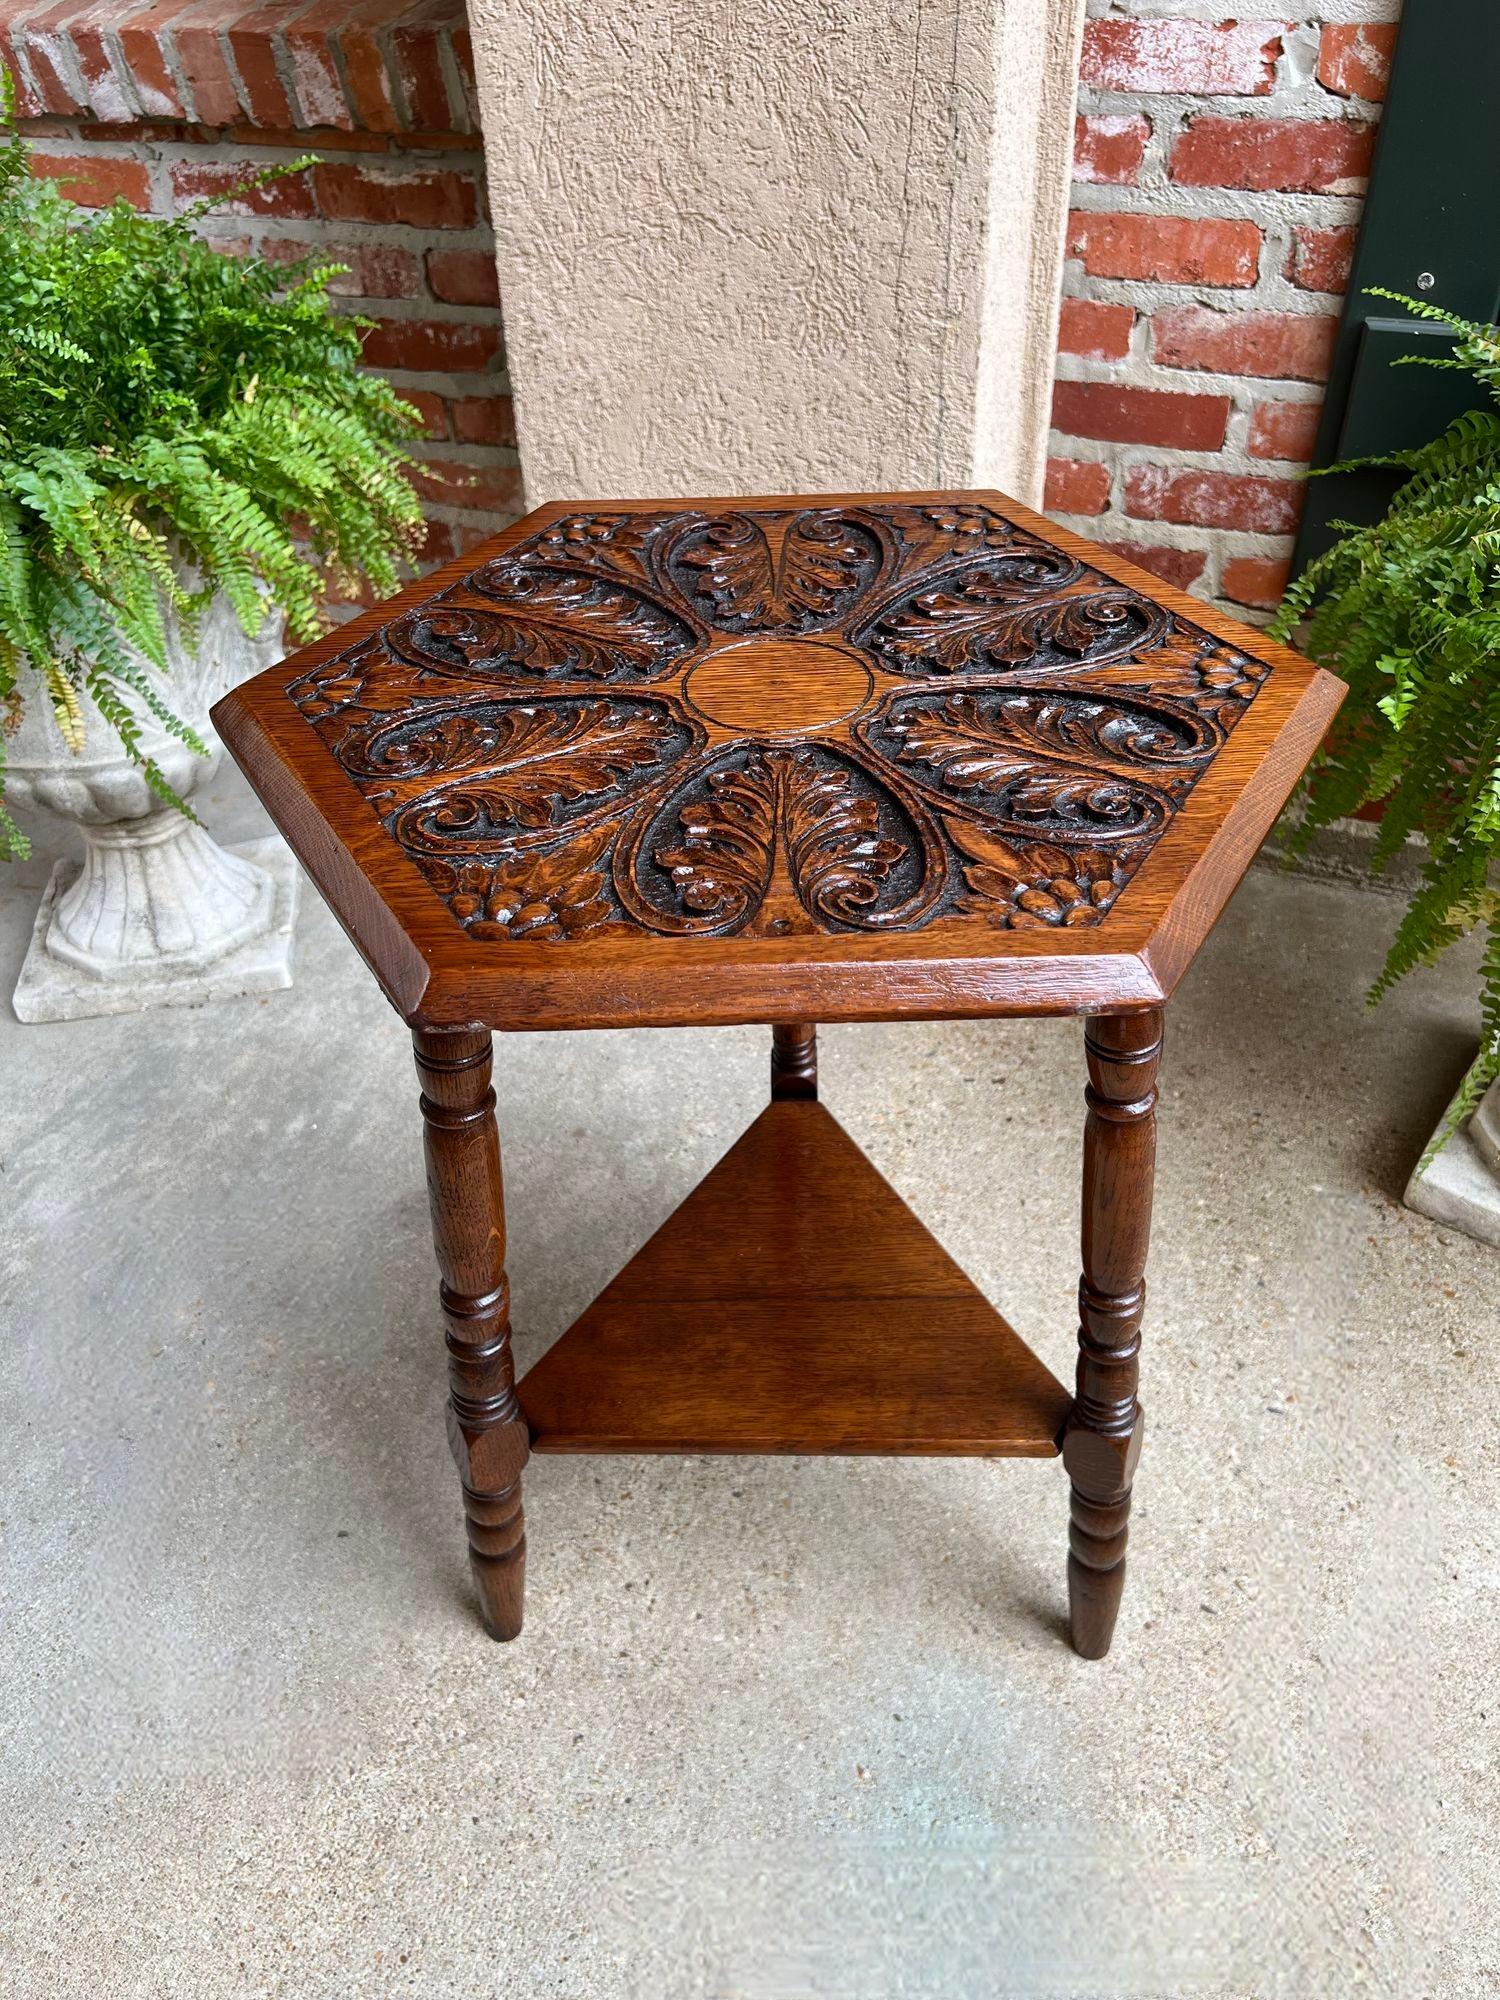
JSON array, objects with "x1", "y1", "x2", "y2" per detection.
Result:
[{"x1": 517, "y1": 1100, "x2": 1071, "y2": 1457}]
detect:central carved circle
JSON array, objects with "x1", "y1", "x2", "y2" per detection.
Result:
[{"x1": 684, "y1": 637, "x2": 874, "y2": 736}]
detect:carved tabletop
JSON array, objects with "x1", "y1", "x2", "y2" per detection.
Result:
[{"x1": 214, "y1": 490, "x2": 1343, "y2": 1030}]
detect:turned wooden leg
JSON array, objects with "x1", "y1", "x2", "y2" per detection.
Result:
[
  {"x1": 771, "y1": 1023, "x2": 818, "y2": 1100},
  {"x1": 413, "y1": 1027, "x2": 529, "y2": 1640},
  {"x1": 1064, "y1": 1007, "x2": 1162, "y2": 1660}
]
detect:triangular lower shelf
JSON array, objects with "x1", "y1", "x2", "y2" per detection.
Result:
[{"x1": 517, "y1": 1101, "x2": 1070, "y2": 1458}]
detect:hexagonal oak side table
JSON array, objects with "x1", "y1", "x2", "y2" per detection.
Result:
[{"x1": 214, "y1": 489, "x2": 1342, "y2": 1658}]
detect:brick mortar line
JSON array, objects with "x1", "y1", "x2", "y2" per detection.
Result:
[
  {"x1": 1081, "y1": 1, "x2": 1401, "y2": 23},
  {"x1": 1062, "y1": 274, "x2": 1352, "y2": 313},
  {"x1": 1048, "y1": 434, "x2": 1312, "y2": 482},
  {"x1": 1049, "y1": 439, "x2": 1320, "y2": 483},
  {"x1": 433, "y1": 27, "x2": 471, "y2": 135},
  {"x1": 1075, "y1": 94, "x2": 1382, "y2": 124},
  {"x1": 1057, "y1": 353, "x2": 1343, "y2": 393},
  {"x1": 1048, "y1": 500, "x2": 1293, "y2": 546},
  {"x1": 195, "y1": 223, "x2": 499, "y2": 255},
  {"x1": 1065, "y1": 184, "x2": 1367, "y2": 223},
  {"x1": 362, "y1": 367, "x2": 515, "y2": 394},
  {"x1": 209, "y1": 27, "x2": 260, "y2": 134},
  {"x1": 1055, "y1": 354, "x2": 1339, "y2": 398},
  {"x1": 1075, "y1": 80, "x2": 1384, "y2": 114},
  {"x1": 1056, "y1": 532, "x2": 1302, "y2": 569},
  {"x1": 79, "y1": 147, "x2": 484, "y2": 175},
  {"x1": 330, "y1": 297, "x2": 503, "y2": 327},
  {"x1": 82, "y1": 25, "x2": 136, "y2": 122},
  {"x1": 150, "y1": 25, "x2": 195, "y2": 124},
  {"x1": 21, "y1": 132, "x2": 489, "y2": 170},
  {"x1": 417, "y1": 443, "x2": 520, "y2": 461},
  {"x1": 313, "y1": 22, "x2": 361, "y2": 135},
  {"x1": 377, "y1": 21, "x2": 417, "y2": 131},
  {"x1": 1052, "y1": 453, "x2": 1318, "y2": 488},
  {"x1": 12, "y1": 118, "x2": 483, "y2": 150}
]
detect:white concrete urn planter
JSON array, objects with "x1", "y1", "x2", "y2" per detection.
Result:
[
  {"x1": 1406, "y1": 1058, "x2": 1500, "y2": 1248},
  {"x1": 8, "y1": 591, "x2": 299, "y2": 1022}
]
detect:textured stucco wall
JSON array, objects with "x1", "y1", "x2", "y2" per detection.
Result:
[{"x1": 468, "y1": 0, "x2": 1086, "y2": 506}]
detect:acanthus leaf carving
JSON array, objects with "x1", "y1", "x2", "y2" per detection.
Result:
[
  {"x1": 619, "y1": 745, "x2": 939, "y2": 936},
  {"x1": 917, "y1": 506, "x2": 1079, "y2": 565},
  {"x1": 1074, "y1": 641, "x2": 1270, "y2": 726},
  {"x1": 946, "y1": 819, "x2": 1135, "y2": 929},
  {"x1": 386, "y1": 699, "x2": 693, "y2": 854},
  {"x1": 667, "y1": 511, "x2": 883, "y2": 632},
  {"x1": 340, "y1": 705, "x2": 508, "y2": 781},
  {"x1": 394, "y1": 568, "x2": 696, "y2": 682},
  {"x1": 779, "y1": 751, "x2": 909, "y2": 928},
  {"x1": 872, "y1": 692, "x2": 1184, "y2": 839},
  {"x1": 288, "y1": 636, "x2": 425, "y2": 729},
  {"x1": 648, "y1": 754, "x2": 778, "y2": 932},
  {"x1": 1194, "y1": 645, "x2": 1270, "y2": 716},
  {"x1": 863, "y1": 577, "x2": 1168, "y2": 677},
  {"x1": 964, "y1": 685, "x2": 1219, "y2": 768},
  {"x1": 422, "y1": 824, "x2": 616, "y2": 941},
  {"x1": 517, "y1": 512, "x2": 664, "y2": 580}
]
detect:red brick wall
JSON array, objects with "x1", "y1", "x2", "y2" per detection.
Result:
[
  {"x1": 0, "y1": 1, "x2": 520, "y2": 614},
  {"x1": 2, "y1": 3, "x2": 1401, "y2": 627},
  {"x1": 1050, "y1": 4, "x2": 1401, "y2": 618}
]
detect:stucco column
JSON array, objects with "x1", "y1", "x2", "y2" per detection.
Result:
[{"x1": 467, "y1": 0, "x2": 1086, "y2": 506}]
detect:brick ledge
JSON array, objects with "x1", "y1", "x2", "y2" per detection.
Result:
[{"x1": 0, "y1": 0, "x2": 476, "y2": 135}]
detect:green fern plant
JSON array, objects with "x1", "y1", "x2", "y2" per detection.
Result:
[
  {"x1": 1270, "y1": 289, "x2": 1500, "y2": 1141},
  {"x1": 0, "y1": 77, "x2": 424, "y2": 858}
]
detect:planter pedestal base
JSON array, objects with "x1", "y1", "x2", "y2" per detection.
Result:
[
  {"x1": 1404, "y1": 1057, "x2": 1500, "y2": 1248},
  {"x1": 12, "y1": 835, "x2": 300, "y2": 1023}
]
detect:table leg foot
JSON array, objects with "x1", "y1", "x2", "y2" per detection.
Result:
[
  {"x1": 1067, "y1": 1493, "x2": 1130, "y2": 1659},
  {"x1": 465, "y1": 1478, "x2": 526, "y2": 1641},
  {"x1": 1064, "y1": 1418, "x2": 1141, "y2": 1659}
]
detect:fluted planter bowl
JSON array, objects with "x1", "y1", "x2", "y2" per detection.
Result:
[{"x1": 8, "y1": 591, "x2": 300, "y2": 1021}]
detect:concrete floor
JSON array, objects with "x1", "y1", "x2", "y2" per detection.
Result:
[{"x1": 2, "y1": 768, "x2": 1497, "y2": 2000}]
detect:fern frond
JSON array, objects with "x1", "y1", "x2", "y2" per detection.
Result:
[
  {"x1": 1275, "y1": 287, "x2": 1500, "y2": 1090},
  {"x1": 42, "y1": 660, "x2": 86, "y2": 751},
  {"x1": 0, "y1": 120, "x2": 426, "y2": 849},
  {"x1": 85, "y1": 667, "x2": 199, "y2": 819}
]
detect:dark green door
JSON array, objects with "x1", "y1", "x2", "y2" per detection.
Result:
[{"x1": 1292, "y1": 0, "x2": 1500, "y2": 572}]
